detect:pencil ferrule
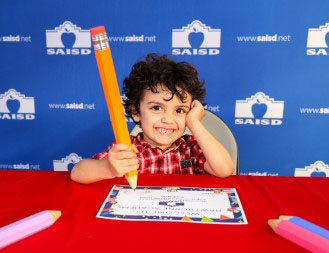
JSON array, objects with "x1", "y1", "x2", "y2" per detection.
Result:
[{"x1": 91, "y1": 33, "x2": 109, "y2": 51}]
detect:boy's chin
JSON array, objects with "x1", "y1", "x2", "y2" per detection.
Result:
[{"x1": 156, "y1": 137, "x2": 181, "y2": 148}]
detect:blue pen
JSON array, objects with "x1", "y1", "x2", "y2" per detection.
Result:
[{"x1": 279, "y1": 215, "x2": 329, "y2": 240}]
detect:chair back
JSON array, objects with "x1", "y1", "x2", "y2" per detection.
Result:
[{"x1": 130, "y1": 110, "x2": 239, "y2": 175}]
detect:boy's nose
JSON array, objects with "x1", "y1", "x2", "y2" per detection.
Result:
[{"x1": 161, "y1": 112, "x2": 174, "y2": 124}]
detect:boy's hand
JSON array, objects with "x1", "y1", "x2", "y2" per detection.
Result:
[
  {"x1": 107, "y1": 144, "x2": 139, "y2": 177},
  {"x1": 186, "y1": 100, "x2": 204, "y2": 129}
]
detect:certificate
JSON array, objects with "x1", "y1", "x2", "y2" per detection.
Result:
[{"x1": 97, "y1": 185, "x2": 248, "y2": 224}]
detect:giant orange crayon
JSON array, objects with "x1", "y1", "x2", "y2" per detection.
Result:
[{"x1": 90, "y1": 26, "x2": 138, "y2": 189}]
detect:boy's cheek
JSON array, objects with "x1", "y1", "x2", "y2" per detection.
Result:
[{"x1": 181, "y1": 117, "x2": 189, "y2": 127}]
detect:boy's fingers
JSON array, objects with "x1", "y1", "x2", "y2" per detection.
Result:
[
  {"x1": 125, "y1": 164, "x2": 140, "y2": 173},
  {"x1": 112, "y1": 151, "x2": 137, "y2": 160},
  {"x1": 131, "y1": 144, "x2": 138, "y2": 153},
  {"x1": 192, "y1": 100, "x2": 203, "y2": 109},
  {"x1": 110, "y1": 144, "x2": 131, "y2": 152},
  {"x1": 119, "y1": 158, "x2": 139, "y2": 167},
  {"x1": 130, "y1": 164, "x2": 140, "y2": 171},
  {"x1": 114, "y1": 164, "x2": 139, "y2": 177},
  {"x1": 110, "y1": 144, "x2": 138, "y2": 155}
]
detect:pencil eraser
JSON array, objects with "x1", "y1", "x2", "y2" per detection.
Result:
[{"x1": 90, "y1": 26, "x2": 106, "y2": 36}]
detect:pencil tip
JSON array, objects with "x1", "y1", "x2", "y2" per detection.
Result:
[
  {"x1": 268, "y1": 219, "x2": 279, "y2": 230},
  {"x1": 49, "y1": 210, "x2": 62, "y2": 222},
  {"x1": 125, "y1": 171, "x2": 138, "y2": 189}
]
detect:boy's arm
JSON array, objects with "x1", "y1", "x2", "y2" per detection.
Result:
[
  {"x1": 71, "y1": 158, "x2": 115, "y2": 184},
  {"x1": 71, "y1": 144, "x2": 139, "y2": 184},
  {"x1": 186, "y1": 101, "x2": 235, "y2": 178}
]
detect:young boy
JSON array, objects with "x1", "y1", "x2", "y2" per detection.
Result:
[{"x1": 71, "y1": 53, "x2": 234, "y2": 184}]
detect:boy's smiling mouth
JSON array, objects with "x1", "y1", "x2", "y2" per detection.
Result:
[{"x1": 155, "y1": 127, "x2": 175, "y2": 135}]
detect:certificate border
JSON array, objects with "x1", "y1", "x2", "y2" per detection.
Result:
[{"x1": 96, "y1": 185, "x2": 248, "y2": 224}]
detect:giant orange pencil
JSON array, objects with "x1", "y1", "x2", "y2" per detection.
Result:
[{"x1": 90, "y1": 26, "x2": 137, "y2": 189}]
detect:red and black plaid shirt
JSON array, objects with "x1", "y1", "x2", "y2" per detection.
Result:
[{"x1": 92, "y1": 133, "x2": 206, "y2": 174}]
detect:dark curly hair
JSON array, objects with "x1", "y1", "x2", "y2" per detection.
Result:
[{"x1": 123, "y1": 53, "x2": 206, "y2": 125}]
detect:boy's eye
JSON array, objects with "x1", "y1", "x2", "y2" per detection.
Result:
[
  {"x1": 151, "y1": 105, "x2": 162, "y2": 111},
  {"x1": 176, "y1": 108, "x2": 187, "y2": 114}
]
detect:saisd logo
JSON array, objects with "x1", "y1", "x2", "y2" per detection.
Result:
[
  {"x1": 0, "y1": 89, "x2": 35, "y2": 120},
  {"x1": 235, "y1": 92, "x2": 284, "y2": 125},
  {"x1": 46, "y1": 21, "x2": 91, "y2": 55},
  {"x1": 306, "y1": 23, "x2": 329, "y2": 56},
  {"x1": 172, "y1": 20, "x2": 221, "y2": 56},
  {"x1": 53, "y1": 153, "x2": 82, "y2": 171},
  {"x1": 295, "y1": 161, "x2": 329, "y2": 177}
]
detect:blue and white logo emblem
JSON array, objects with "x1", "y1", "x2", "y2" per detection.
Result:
[
  {"x1": 0, "y1": 89, "x2": 35, "y2": 120},
  {"x1": 306, "y1": 23, "x2": 329, "y2": 56},
  {"x1": 235, "y1": 92, "x2": 284, "y2": 125},
  {"x1": 53, "y1": 153, "x2": 82, "y2": 171},
  {"x1": 46, "y1": 21, "x2": 91, "y2": 55},
  {"x1": 295, "y1": 161, "x2": 329, "y2": 177},
  {"x1": 172, "y1": 20, "x2": 221, "y2": 55}
]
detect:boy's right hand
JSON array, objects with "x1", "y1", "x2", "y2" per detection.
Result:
[{"x1": 107, "y1": 144, "x2": 139, "y2": 177}]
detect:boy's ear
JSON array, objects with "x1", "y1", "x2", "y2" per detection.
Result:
[
  {"x1": 130, "y1": 105, "x2": 140, "y2": 123},
  {"x1": 132, "y1": 113, "x2": 140, "y2": 123}
]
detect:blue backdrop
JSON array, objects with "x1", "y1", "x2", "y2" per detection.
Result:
[{"x1": 1, "y1": 0, "x2": 328, "y2": 177}]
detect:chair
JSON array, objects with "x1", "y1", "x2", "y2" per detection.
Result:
[{"x1": 130, "y1": 109, "x2": 240, "y2": 175}]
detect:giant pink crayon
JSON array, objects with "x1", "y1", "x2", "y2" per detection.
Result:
[
  {"x1": 0, "y1": 210, "x2": 61, "y2": 249},
  {"x1": 268, "y1": 219, "x2": 329, "y2": 252}
]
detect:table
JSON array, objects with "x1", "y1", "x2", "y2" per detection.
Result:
[{"x1": 1, "y1": 171, "x2": 328, "y2": 252}]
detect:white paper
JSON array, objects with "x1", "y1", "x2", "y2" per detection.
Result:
[{"x1": 97, "y1": 185, "x2": 248, "y2": 224}]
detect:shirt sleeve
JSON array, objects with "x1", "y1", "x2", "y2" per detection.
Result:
[
  {"x1": 91, "y1": 142, "x2": 115, "y2": 160},
  {"x1": 185, "y1": 135, "x2": 207, "y2": 174}
]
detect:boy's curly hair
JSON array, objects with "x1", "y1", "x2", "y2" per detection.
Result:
[{"x1": 123, "y1": 53, "x2": 206, "y2": 124}]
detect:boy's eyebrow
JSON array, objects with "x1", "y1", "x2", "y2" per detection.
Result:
[
  {"x1": 177, "y1": 105, "x2": 191, "y2": 110},
  {"x1": 146, "y1": 101, "x2": 164, "y2": 105},
  {"x1": 147, "y1": 101, "x2": 191, "y2": 109}
]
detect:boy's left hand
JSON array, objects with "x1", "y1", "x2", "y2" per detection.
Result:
[{"x1": 186, "y1": 100, "x2": 204, "y2": 128}]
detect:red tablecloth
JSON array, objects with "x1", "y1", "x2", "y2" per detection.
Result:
[{"x1": 0, "y1": 171, "x2": 328, "y2": 252}]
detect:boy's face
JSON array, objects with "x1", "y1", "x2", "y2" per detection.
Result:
[{"x1": 132, "y1": 84, "x2": 192, "y2": 150}]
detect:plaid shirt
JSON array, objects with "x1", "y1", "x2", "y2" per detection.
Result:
[{"x1": 92, "y1": 133, "x2": 206, "y2": 174}]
